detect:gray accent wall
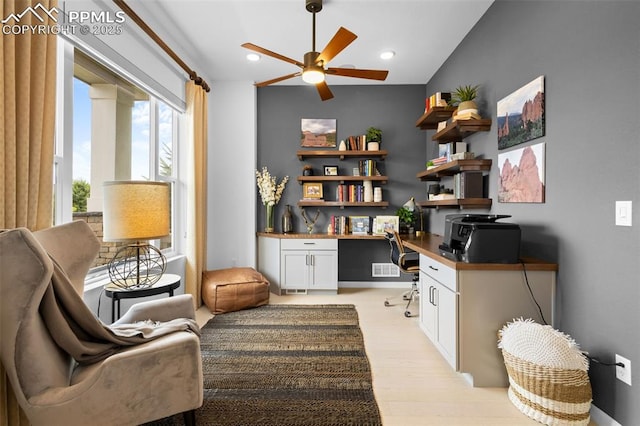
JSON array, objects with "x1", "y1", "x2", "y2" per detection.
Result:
[
  {"x1": 257, "y1": 85, "x2": 425, "y2": 281},
  {"x1": 424, "y1": 1, "x2": 639, "y2": 423}
]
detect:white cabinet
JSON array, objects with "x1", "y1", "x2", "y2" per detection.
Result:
[
  {"x1": 258, "y1": 236, "x2": 338, "y2": 295},
  {"x1": 417, "y1": 253, "x2": 556, "y2": 387},
  {"x1": 419, "y1": 259, "x2": 458, "y2": 370},
  {"x1": 280, "y1": 239, "x2": 338, "y2": 293}
]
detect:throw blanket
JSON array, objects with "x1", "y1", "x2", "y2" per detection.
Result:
[{"x1": 40, "y1": 257, "x2": 200, "y2": 365}]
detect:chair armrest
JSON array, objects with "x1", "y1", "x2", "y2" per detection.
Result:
[
  {"x1": 29, "y1": 332, "x2": 203, "y2": 425},
  {"x1": 112, "y1": 294, "x2": 196, "y2": 326}
]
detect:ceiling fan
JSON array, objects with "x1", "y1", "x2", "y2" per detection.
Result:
[{"x1": 241, "y1": 0, "x2": 389, "y2": 101}]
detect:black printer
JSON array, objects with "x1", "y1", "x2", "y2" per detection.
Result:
[{"x1": 439, "y1": 214, "x2": 521, "y2": 263}]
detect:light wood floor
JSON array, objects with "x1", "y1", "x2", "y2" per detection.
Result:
[{"x1": 196, "y1": 287, "x2": 595, "y2": 426}]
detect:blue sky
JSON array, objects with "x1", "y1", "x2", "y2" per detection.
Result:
[{"x1": 73, "y1": 78, "x2": 151, "y2": 182}]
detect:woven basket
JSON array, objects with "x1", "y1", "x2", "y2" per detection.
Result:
[{"x1": 498, "y1": 319, "x2": 592, "y2": 426}]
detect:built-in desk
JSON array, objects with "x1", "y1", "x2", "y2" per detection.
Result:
[
  {"x1": 403, "y1": 233, "x2": 558, "y2": 387},
  {"x1": 257, "y1": 232, "x2": 385, "y2": 295}
]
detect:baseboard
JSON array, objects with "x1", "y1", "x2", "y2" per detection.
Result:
[
  {"x1": 590, "y1": 405, "x2": 621, "y2": 426},
  {"x1": 338, "y1": 281, "x2": 412, "y2": 289}
]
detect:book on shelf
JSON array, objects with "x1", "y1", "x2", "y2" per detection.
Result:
[
  {"x1": 357, "y1": 159, "x2": 378, "y2": 176},
  {"x1": 329, "y1": 215, "x2": 350, "y2": 235},
  {"x1": 372, "y1": 215, "x2": 399, "y2": 235},
  {"x1": 336, "y1": 184, "x2": 366, "y2": 202},
  {"x1": 454, "y1": 171, "x2": 484, "y2": 198},
  {"x1": 425, "y1": 92, "x2": 451, "y2": 112},
  {"x1": 345, "y1": 134, "x2": 367, "y2": 151},
  {"x1": 430, "y1": 156, "x2": 448, "y2": 166},
  {"x1": 452, "y1": 111, "x2": 481, "y2": 121},
  {"x1": 350, "y1": 216, "x2": 372, "y2": 235}
]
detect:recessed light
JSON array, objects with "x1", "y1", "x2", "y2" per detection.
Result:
[
  {"x1": 246, "y1": 53, "x2": 261, "y2": 62},
  {"x1": 380, "y1": 50, "x2": 395, "y2": 60}
]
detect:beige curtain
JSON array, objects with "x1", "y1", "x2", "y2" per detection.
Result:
[
  {"x1": 1, "y1": 1, "x2": 58, "y2": 423},
  {"x1": 1, "y1": 0, "x2": 57, "y2": 231},
  {"x1": 184, "y1": 81, "x2": 208, "y2": 307}
]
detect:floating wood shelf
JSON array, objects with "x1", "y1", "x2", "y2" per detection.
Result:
[
  {"x1": 431, "y1": 119, "x2": 492, "y2": 142},
  {"x1": 415, "y1": 106, "x2": 457, "y2": 130},
  {"x1": 297, "y1": 200, "x2": 389, "y2": 209},
  {"x1": 417, "y1": 198, "x2": 493, "y2": 210},
  {"x1": 416, "y1": 159, "x2": 493, "y2": 181},
  {"x1": 296, "y1": 150, "x2": 387, "y2": 160},
  {"x1": 297, "y1": 176, "x2": 388, "y2": 184}
]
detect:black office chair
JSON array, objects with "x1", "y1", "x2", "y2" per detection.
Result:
[{"x1": 384, "y1": 230, "x2": 420, "y2": 317}]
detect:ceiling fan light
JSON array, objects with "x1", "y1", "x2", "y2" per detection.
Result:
[
  {"x1": 302, "y1": 68, "x2": 325, "y2": 84},
  {"x1": 246, "y1": 53, "x2": 261, "y2": 62}
]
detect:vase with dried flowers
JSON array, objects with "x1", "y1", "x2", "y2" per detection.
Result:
[{"x1": 255, "y1": 166, "x2": 289, "y2": 233}]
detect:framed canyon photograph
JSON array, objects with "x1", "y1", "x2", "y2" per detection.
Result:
[
  {"x1": 497, "y1": 76, "x2": 545, "y2": 150},
  {"x1": 498, "y1": 142, "x2": 546, "y2": 203}
]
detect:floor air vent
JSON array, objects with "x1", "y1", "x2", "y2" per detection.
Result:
[{"x1": 371, "y1": 263, "x2": 400, "y2": 277}]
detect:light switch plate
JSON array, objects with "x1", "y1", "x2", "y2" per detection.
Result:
[{"x1": 615, "y1": 201, "x2": 632, "y2": 226}]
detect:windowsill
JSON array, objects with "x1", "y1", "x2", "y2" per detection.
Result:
[{"x1": 83, "y1": 252, "x2": 186, "y2": 293}]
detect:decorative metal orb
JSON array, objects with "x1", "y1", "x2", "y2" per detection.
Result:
[{"x1": 108, "y1": 243, "x2": 166, "y2": 290}]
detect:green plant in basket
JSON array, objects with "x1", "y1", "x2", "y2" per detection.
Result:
[{"x1": 449, "y1": 84, "x2": 480, "y2": 106}]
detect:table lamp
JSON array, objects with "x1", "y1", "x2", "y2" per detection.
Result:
[
  {"x1": 403, "y1": 197, "x2": 425, "y2": 237},
  {"x1": 103, "y1": 181, "x2": 170, "y2": 289}
]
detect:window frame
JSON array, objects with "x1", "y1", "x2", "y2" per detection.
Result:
[{"x1": 55, "y1": 38, "x2": 184, "y2": 278}]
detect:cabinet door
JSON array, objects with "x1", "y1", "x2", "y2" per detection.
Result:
[
  {"x1": 419, "y1": 271, "x2": 437, "y2": 341},
  {"x1": 435, "y1": 281, "x2": 458, "y2": 370},
  {"x1": 309, "y1": 250, "x2": 338, "y2": 290},
  {"x1": 281, "y1": 251, "x2": 309, "y2": 289}
]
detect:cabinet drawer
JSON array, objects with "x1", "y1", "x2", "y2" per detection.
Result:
[
  {"x1": 281, "y1": 239, "x2": 337, "y2": 251},
  {"x1": 419, "y1": 254, "x2": 456, "y2": 291}
]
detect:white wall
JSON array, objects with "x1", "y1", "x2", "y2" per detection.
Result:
[{"x1": 206, "y1": 81, "x2": 258, "y2": 270}]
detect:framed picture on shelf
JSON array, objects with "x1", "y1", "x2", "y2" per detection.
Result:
[
  {"x1": 372, "y1": 215, "x2": 399, "y2": 235},
  {"x1": 323, "y1": 165, "x2": 338, "y2": 176},
  {"x1": 302, "y1": 182, "x2": 323, "y2": 199},
  {"x1": 300, "y1": 118, "x2": 337, "y2": 147},
  {"x1": 350, "y1": 216, "x2": 371, "y2": 235}
]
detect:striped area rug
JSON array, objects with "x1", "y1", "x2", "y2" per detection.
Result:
[{"x1": 151, "y1": 304, "x2": 382, "y2": 426}]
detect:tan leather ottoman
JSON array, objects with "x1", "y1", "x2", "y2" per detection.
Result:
[{"x1": 202, "y1": 267, "x2": 270, "y2": 314}]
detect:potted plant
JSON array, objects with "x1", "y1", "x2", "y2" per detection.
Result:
[
  {"x1": 449, "y1": 84, "x2": 480, "y2": 112},
  {"x1": 366, "y1": 127, "x2": 382, "y2": 151}
]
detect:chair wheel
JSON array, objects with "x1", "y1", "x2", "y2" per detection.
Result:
[
  {"x1": 384, "y1": 300, "x2": 391, "y2": 307},
  {"x1": 402, "y1": 295, "x2": 410, "y2": 300},
  {"x1": 404, "y1": 311, "x2": 412, "y2": 318}
]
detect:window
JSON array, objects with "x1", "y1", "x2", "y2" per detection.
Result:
[{"x1": 55, "y1": 42, "x2": 182, "y2": 270}]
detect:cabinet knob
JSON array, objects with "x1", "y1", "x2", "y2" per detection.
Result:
[{"x1": 429, "y1": 265, "x2": 439, "y2": 271}]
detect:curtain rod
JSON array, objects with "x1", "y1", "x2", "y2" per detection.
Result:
[{"x1": 113, "y1": 0, "x2": 210, "y2": 92}]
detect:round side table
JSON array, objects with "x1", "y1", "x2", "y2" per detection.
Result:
[{"x1": 104, "y1": 273, "x2": 181, "y2": 322}]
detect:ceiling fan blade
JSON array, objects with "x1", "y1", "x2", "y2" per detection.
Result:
[
  {"x1": 327, "y1": 67, "x2": 389, "y2": 81},
  {"x1": 316, "y1": 81, "x2": 334, "y2": 101},
  {"x1": 316, "y1": 27, "x2": 357, "y2": 65},
  {"x1": 241, "y1": 43, "x2": 304, "y2": 68},
  {"x1": 255, "y1": 72, "x2": 301, "y2": 87}
]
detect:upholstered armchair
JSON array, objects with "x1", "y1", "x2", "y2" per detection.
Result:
[{"x1": 0, "y1": 221, "x2": 203, "y2": 426}]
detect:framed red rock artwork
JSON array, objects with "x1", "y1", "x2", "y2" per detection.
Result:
[
  {"x1": 300, "y1": 118, "x2": 337, "y2": 148},
  {"x1": 497, "y1": 76, "x2": 545, "y2": 150},
  {"x1": 498, "y1": 142, "x2": 545, "y2": 203}
]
